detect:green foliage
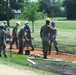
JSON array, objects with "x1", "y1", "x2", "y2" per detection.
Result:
[
  {"x1": 63, "y1": 0, "x2": 76, "y2": 19},
  {"x1": 50, "y1": 4, "x2": 62, "y2": 17},
  {"x1": 39, "y1": 0, "x2": 51, "y2": 17},
  {"x1": 0, "y1": 0, "x2": 14, "y2": 20},
  {"x1": 10, "y1": 0, "x2": 24, "y2": 10},
  {"x1": 0, "y1": 0, "x2": 6, "y2": 14},
  {"x1": 21, "y1": 1, "x2": 40, "y2": 32},
  {"x1": 21, "y1": 1, "x2": 40, "y2": 21},
  {"x1": 39, "y1": 0, "x2": 64, "y2": 17}
]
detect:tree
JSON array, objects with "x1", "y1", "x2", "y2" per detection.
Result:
[
  {"x1": 63, "y1": 0, "x2": 76, "y2": 19},
  {"x1": 39, "y1": 0, "x2": 63, "y2": 17},
  {"x1": 0, "y1": 0, "x2": 6, "y2": 20},
  {"x1": 10, "y1": 0, "x2": 24, "y2": 10},
  {"x1": 50, "y1": 9, "x2": 54, "y2": 18},
  {"x1": 50, "y1": 3, "x2": 62, "y2": 17},
  {"x1": 39, "y1": 0, "x2": 51, "y2": 17},
  {"x1": 21, "y1": 1, "x2": 40, "y2": 32},
  {"x1": 0, "y1": 0, "x2": 6, "y2": 14},
  {"x1": 0, "y1": 0, "x2": 14, "y2": 21}
]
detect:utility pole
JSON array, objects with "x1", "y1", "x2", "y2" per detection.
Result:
[{"x1": 6, "y1": 0, "x2": 9, "y2": 26}]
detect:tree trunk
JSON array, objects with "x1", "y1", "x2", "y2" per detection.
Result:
[
  {"x1": 6, "y1": 0, "x2": 10, "y2": 26},
  {"x1": 32, "y1": 21, "x2": 34, "y2": 32}
]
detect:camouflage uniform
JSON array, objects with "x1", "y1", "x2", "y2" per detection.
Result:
[
  {"x1": 25, "y1": 29, "x2": 34, "y2": 50},
  {"x1": 40, "y1": 24, "x2": 51, "y2": 58},
  {"x1": 18, "y1": 28, "x2": 25, "y2": 54},
  {"x1": 3, "y1": 23, "x2": 10, "y2": 41},
  {"x1": 4, "y1": 24, "x2": 9, "y2": 31},
  {"x1": 10, "y1": 25, "x2": 18, "y2": 49},
  {"x1": 49, "y1": 28, "x2": 59, "y2": 54},
  {"x1": 3, "y1": 20, "x2": 8, "y2": 31},
  {"x1": 0, "y1": 27, "x2": 8, "y2": 57},
  {"x1": 49, "y1": 22, "x2": 59, "y2": 54}
]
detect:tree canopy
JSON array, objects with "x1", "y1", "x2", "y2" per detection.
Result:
[
  {"x1": 21, "y1": 1, "x2": 40, "y2": 32},
  {"x1": 39, "y1": 0, "x2": 63, "y2": 17},
  {"x1": 63, "y1": 0, "x2": 76, "y2": 19},
  {"x1": 0, "y1": 0, "x2": 6, "y2": 15},
  {"x1": 10, "y1": 0, "x2": 24, "y2": 10},
  {"x1": 39, "y1": 0, "x2": 51, "y2": 17}
]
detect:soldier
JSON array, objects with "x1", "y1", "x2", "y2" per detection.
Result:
[
  {"x1": 0, "y1": 24, "x2": 8, "y2": 57},
  {"x1": 18, "y1": 24, "x2": 29, "y2": 54},
  {"x1": 48, "y1": 22, "x2": 59, "y2": 54},
  {"x1": 3, "y1": 20, "x2": 10, "y2": 42},
  {"x1": 10, "y1": 21, "x2": 20, "y2": 49},
  {"x1": 25, "y1": 23, "x2": 34, "y2": 51},
  {"x1": 3, "y1": 20, "x2": 8, "y2": 31},
  {"x1": 40, "y1": 18, "x2": 51, "y2": 59}
]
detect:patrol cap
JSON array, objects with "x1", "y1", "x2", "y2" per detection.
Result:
[
  {"x1": 51, "y1": 21, "x2": 55, "y2": 26},
  {"x1": 46, "y1": 18, "x2": 51, "y2": 22},
  {"x1": 24, "y1": 24, "x2": 30, "y2": 30},
  {"x1": 16, "y1": 21, "x2": 20, "y2": 25}
]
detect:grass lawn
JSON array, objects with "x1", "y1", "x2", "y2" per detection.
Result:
[
  {"x1": 0, "y1": 52, "x2": 76, "y2": 75},
  {"x1": 0, "y1": 53, "x2": 59, "y2": 75},
  {"x1": 0, "y1": 18, "x2": 76, "y2": 75},
  {"x1": 0, "y1": 19, "x2": 76, "y2": 54},
  {"x1": 29, "y1": 21, "x2": 76, "y2": 54}
]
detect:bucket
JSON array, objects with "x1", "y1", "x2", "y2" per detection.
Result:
[{"x1": 25, "y1": 50, "x2": 30, "y2": 55}]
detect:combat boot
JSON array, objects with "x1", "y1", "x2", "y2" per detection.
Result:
[
  {"x1": 43, "y1": 54, "x2": 47, "y2": 59},
  {"x1": 4, "y1": 55, "x2": 7, "y2": 58}
]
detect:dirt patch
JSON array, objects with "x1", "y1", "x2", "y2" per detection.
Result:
[
  {"x1": 6, "y1": 44, "x2": 76, "y2": 75},
  {"x1": 6, "y1": 44, "x2": 76, "y2": 63},
  {"x1": 31, "y1": 60, "x2": 76, "y2": 75}
]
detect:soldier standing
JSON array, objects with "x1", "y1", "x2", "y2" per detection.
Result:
[
  {"x1": 48, "y1": 22, "x2": 59, "y2": 54},
  {"x1": 0, "y1": 24, "x2": 8, "y2": 57},
  {"x1": 3, "y1": 20, "x2": 10, "y2": 41},
  {"x1": 10, "y1": 21, "x2": 20, "y2": 49},
  {"x1": 3, "y1": 20, "x2": 8, "y2": 31},
  {"x1": 18, "y1": 24, "x2": 29, "y2": 54},
  {"x1": 40, "y1": 18, "x2": 51, "y2": 59}
]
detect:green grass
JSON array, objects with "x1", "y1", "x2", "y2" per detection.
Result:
[
  {"x1": 1, "y1": 19, "x2": 76, "y2": 54},
  {"x1": 0, "y1": 52, "x2": 59, "y2": 75},
  {"x1": 0, "y1": 18, "x2": 76, "y2": 75},
  {"x1": 29, "y1": 21, "x2": 76, "y2": 54}
]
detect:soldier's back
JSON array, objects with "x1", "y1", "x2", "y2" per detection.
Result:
[
  {"x1": 41, "y1": 24, "x2": 50, "y2": 37},
  {"x1": 18, "y1": 28, "x2": 25, "y2": 37}
]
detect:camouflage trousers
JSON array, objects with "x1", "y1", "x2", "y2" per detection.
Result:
[
  {"x1": 42, "y1": 37, "x2": 50, "y2": 58},
  {"x1": 49, "y1": 38, "x2": 59, "y2": 54},
  {"x1": 0, "y1": 41, "x2": 7, "y2": 57},
  {"x1": 18, "y1": 37, "x2": 24, "y2": 54}
]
